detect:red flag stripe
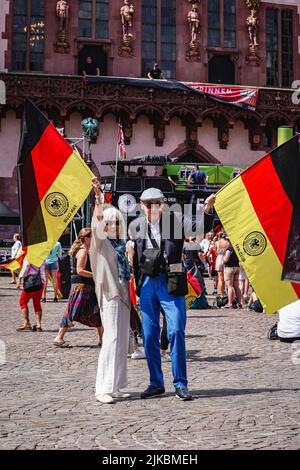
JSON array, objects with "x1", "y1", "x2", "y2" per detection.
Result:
[{"x1": 31, "y1": 124, "x2": 74, "y2": 201}]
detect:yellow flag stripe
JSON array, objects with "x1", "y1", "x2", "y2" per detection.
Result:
[
  {"x1": 215, "y1": 176, "x2": 297, "y2": 314},
  {"x1": 0, "y1": 260, "x2": 20, "y2": 271},
  {"x1": 26, "y1": 151, "x2": 94, "y2": 266}
]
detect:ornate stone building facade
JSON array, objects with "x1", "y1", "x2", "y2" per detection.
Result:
[{"x1": 0, "y1": 0, "x2": 300, "y2": 239}]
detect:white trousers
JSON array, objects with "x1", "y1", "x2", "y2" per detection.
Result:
[{"x1": 95, "y1": 297, "x2": 130, "y2": 396}]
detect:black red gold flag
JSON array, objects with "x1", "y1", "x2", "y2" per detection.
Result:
[
  {"x1": 0, "y1": 250, "x2": 26, "y2": 271},
  {"x1": 215, "y1": 135, "x2": 300, "y2": 314},
  {"x1": 18, "y1": 100, "x2": 94, "y2": 267}
]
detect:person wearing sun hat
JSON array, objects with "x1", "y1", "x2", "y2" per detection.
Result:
[{"x1": 130, "y1": 187, "x2": 215, "y2": 401}]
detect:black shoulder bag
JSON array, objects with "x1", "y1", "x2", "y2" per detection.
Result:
[
  {"x1": 141, "y1": 225, "x2": 166, "y2": 277},
  {"x1": 167, "y1": 267, "x2": 188, "y2": 297}
]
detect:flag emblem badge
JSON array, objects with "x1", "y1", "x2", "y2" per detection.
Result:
[
  {"x1": 44, "y1": 192, "x2": 69, "y2": 217},
  {"x1": 243, "y1": 232, "x2": 267, "y2": 257}
]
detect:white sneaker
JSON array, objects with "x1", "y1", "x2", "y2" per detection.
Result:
[
  {"x1": 131, "y1": 348, "x2": 146, "y2": 360},
  {"x1": 96, "y1": 394, "x2": 115, "y2": 404},
  {"x1": 161, "y1": 352, "x2": 171, "y2": 362},
  {"x1": 111, "y1": 391, "x2": 131, "y2": 399}
]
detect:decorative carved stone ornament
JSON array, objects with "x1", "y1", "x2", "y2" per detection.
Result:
[
  {"x1": 246, "y1": 0, "x2": 260, "y2": 10},
  {"x1": 120, "y1": 0, "x2": 134, "y2": 57},
  {"x1": 54, "y1": 0, "x2": 70, "y2": 53},
  {"x1": 1, "y1": 72, "x2": 297, "y2": 154}
]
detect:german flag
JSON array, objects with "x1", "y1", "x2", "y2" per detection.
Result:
[
  {"x1": 185, "y1": 266, "x2": 203, "y2": 309},
  {"x1": 187, "y1": 266, "x2": 203, "y2": 297},
  {"x1": 18, "y1": 100, "x2": 94, "y2": 267},
  {"x1": 215, "y1": 135, "x2": 300, "y2": 314},
  {"x1": 0, "y1": 250, "x2": 26, "y2": 271}
]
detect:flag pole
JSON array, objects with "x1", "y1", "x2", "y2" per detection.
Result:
[
  {"x1": 114, "y1": 120, "x2": 120, "y2": 193},
  {"x1": 16, "y1": 104, "x2": 27, "y2": 244}
]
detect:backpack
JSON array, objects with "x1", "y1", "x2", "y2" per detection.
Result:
[
  {"x1": 23, "y1": 270, "x2": 42, "y2": 293},
  {"x1": 216, "y1": 295, "x2": 228, "y2": 308},
  {"x1": 190, "y1": 293, "x2": 209, "y2": 310},
  {"x1": 250, "y1": 299, "x2": 263, "y2": 313}
]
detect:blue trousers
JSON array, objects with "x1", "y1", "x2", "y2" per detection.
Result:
[{"x1": 140, "y1": 274, "x2": 188, "y2": 389}]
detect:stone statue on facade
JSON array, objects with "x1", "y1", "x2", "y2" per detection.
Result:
[
  {"x1": 56, "y1": 0, "x2": 69, "y2": 32},
  {"x1": 186, "y1": 3, "x2": 201, "y2": 62},
  {"x1": 245, "y1": 0, "x2": 260, "y2": 64},
  {"x1": 119, "y1": 1, "x2": 134, "y2": 57},
  {"x1": 188, "y1": 3, "x2": 200, "y2": 43},
  {"x1": 120, "y1": 0, "x2": 134, "y2": 38},
  {"x1": 246, "y1": 9, "x2": 259, "y2": 47},
  {"x1": 54, "y1": 0, "x2": 70, "y2": 53}
]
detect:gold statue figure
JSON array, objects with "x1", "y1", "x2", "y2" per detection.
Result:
[
  {"x1": 246, "y1": 9, "x2": 259, "y2": 47},
  {"x1": 56, "y1": 0, "x2": 69, "y2": 32},
  {"x1": 188, "y1": 3, "x2": 200, "y2": 43},
  {"x1": 120, "y1": 0, "x2": 134, "y2": 39}
]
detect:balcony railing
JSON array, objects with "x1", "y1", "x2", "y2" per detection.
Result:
[{"x1": 0, "y1": 72, "x2": 298, "y2": 126}]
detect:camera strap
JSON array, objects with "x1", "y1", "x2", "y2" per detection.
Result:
[{"x1": 147, "y1": 224, "x2": 160, "y2": 250}]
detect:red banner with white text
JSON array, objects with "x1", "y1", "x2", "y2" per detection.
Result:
[{"x1": 185, "y1": 83, "x2": 259, "y2": 111}]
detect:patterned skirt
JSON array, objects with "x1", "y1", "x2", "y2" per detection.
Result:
[{"x1": 61, "y1": 283, "x2": 101, "y2": 328}]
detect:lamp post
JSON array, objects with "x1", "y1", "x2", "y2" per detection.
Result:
[{"x1": 81, "y1": 117, "x2": 99, "y2": 227}]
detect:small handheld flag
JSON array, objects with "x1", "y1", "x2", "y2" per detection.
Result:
[
  {"x1": 0, "y1": 250, "x2": 26, "y2": 272},
  {"x1": 117, "y1": 122, "x2": 126, "y2": 161}
]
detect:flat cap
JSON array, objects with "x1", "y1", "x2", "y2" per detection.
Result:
[{"x1": 140, "y1": 187, "x2": 165, "y2": 201}]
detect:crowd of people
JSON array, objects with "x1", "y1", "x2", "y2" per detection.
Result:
[
  {"x1": 183, "y1": 230, "x2": 251, "y2": 310},
  {"x1": 8, "y1": 177, "x2": 300, "y2": 404}
]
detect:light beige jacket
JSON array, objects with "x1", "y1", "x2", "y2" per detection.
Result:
[{"x1": 90, "y1": 215, "x2": 130, "y2": 309}]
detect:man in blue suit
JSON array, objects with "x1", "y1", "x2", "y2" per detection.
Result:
[{"x1": 131, "y1": 188, "x2": 215, "y2": 401}]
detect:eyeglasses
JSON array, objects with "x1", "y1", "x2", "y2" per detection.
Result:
[
  {"x1": 105, "y1": 220, "x2": 120, "y2": 226},
  {"x1": 142, "y1": 201, "x2": 163, "y2": 209}
]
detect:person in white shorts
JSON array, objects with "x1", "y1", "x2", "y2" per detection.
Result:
[{"x1": 277, "y1": 300, "x2": 300, "y2": 343}]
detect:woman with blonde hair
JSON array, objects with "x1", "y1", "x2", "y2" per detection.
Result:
[
  {"x1": 53, "y1": 227, "x2": 103, "y2": 348},
  {"x1": 91, "y1": 177, "x2": 131, "y2": 404}
]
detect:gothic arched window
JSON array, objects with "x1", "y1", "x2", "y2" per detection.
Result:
[
  {"x1": 141, "y1": 0, "x2": 176, "y2": 79},
  {"x1": 208, "y1": 0, "x2": 236, "y2": 49},
  {"x1": 161, "y1": 0, "x2": 176, "y2": 79},
  {"x1": 266, "y1": 8, "x2": 294, "y2": 87},
  {"x1": 78, "y1": 0, "x2": 109, "y2": 39},
  {"x1": 141, "y1": 0, "x2": 157, "y2": 77},
  {"x1": 11, "y1": 0, "x2": 45, "y2": 71}
]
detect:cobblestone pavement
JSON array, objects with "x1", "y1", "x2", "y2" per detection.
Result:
[{"x1": 0, "y1": 276, "x2": 300, "y2": 451}]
